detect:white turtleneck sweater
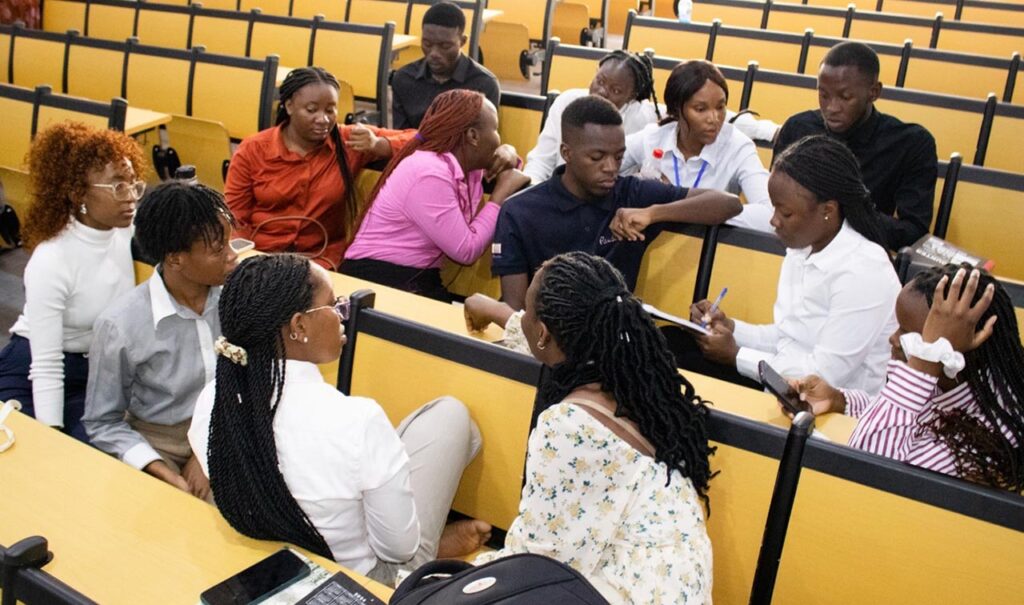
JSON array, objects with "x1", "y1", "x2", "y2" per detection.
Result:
[{"x1": 10, "y1": 219, "x2": 134, "y2": 427}]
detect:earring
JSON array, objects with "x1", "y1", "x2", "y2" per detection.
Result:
[
  {"x1": 302, "y1": 336, "x2": 309, "y2": 344},
  {"x1": 289, "y1": 332, "x2": 298, "y2": 341},
  {"x1": 536, "y1": 340, "x2": 546, "y2": 351},
  {"x1": 824, "y1": 215, "x2": 830, "y2": 221},
  {"x1": 80, "y1": 203, "x2": 87, "y2": 216}
]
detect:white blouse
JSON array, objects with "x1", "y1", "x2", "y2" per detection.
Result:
[
  {"x1": 189, "y1": 360, "x2": 419, "y2": 574},
  {"x1": 732, "y1": 221, "x2": 900, "y2": 395},
  {"x1": 621, "y1": 120, "x2": 774, "y2": 232},
  {"x1": 10, "y1": 219, "x2": 134, "y2": 426}
]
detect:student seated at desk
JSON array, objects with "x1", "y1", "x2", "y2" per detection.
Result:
[
  {"x1": 621, "y1": 60, "x2": 773, "y2": 233},
  {"x1": 225, "y1": 67, "x2": 414, "y2": 270},
  {"x1": 492, "y1": 95, "x2": 742, "y2": 310},
  {"x1": 391, "y1": 2, "x2": 501, "y2": 130},
  {"x1": 0, "y1": 122, "x2": 146, "y2": 442},
  {"x1": 793, "y1": 265, "x2": 1024, "y2": 490},
  {"x1": 476, "y1": 252, "x2": 714, "y2": 605},
  {"x1": 343, "y1": 90, "x2": 530, "y2": 302},
  {"x1": 524, "y1": 52, "x2": 779, "y2": 184},
  {"x1": 82, "y1": 181, "x2": 238, "y2": 499},
  {"x1": 188, "y1": 254, "x2": 488, "y2": 585},
  {"x1": 671, "y1": 135, "x2": 899, "y2": 395}
]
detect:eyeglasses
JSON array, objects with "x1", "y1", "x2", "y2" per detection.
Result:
[
  {"x1": 91, "y1": 180, "x2": 147, "y2": 202},
  {"x1": 0, "y1": 399, "x2": 22, "y2": 454},
  {"x1": 304, "y1": 296, "x2": 350, "y2": 321}
]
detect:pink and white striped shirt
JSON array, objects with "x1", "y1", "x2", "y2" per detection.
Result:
[{"x1": 845, "y1": 359, "x2": 979, "y2": 477}]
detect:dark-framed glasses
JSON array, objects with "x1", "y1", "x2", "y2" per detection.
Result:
[
  {"x1": 91, "y1": 180, "x2": 147, "y2": 202},
  {"x1": 304, "y1": 296, "x2": 350, "y2": 321}
]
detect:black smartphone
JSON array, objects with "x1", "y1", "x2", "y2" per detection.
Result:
[
  {"x1": 758, "y1": 361, "x2": 811, "y2": 416},
  {"x1": 200, "y1": 549, "x2": 311, "y2": 605}
]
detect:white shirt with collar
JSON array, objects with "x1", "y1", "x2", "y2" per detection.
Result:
[
  {"x1": 188, "y1": 360, "x2": 419, "y2": 573},
  {"x1": 621, "y1": 120, "x2": 774, "y2": 232},
  {"x1": 732, "y1": 221, "x2": 900, "y2": 395}
]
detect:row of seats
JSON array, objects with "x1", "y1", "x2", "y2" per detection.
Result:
[
  {"x1": 545, "y1": 40, "x2": 1024, "y2": 173},
  {"x1": 627, "y1": 14, "x2": 1022, "y2": 103},
  {"x1": 39, "y1": 0, "x2": 394, "y2": 119}
]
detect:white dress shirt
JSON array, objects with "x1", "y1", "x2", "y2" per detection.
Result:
[
  {"x1": 523, "y1": 88, "x2": 659, "y2": 183},
  {"x1": 732, "y1": 221, "x2": 900, "y2": 395},
  {"x1": 10, "y1": 220, "x2": 134, "y2": 427},
  {"x1": 621, "y1": 120, "x2": 773, "y2": 232},
  {"x1": 189, "y1": 360, "x2": 419, "y2": 573}
]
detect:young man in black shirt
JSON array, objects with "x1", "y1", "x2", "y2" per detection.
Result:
[
  {"x1": 491, "y1": 95, "x2": 741, "y2": 310},
  {"x1": 773, "y1": 41, "x2": 937, "y2": 250},
  {"x1": 391, "y1": 2, "x2": 500, "y2": 129}
]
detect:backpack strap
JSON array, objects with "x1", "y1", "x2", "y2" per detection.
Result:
[{"x1": 562, "y1": 397, "x2": 655, "y2": 458}]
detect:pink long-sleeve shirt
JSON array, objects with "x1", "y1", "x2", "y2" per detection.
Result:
[{"x1": 344, "y1": 150, "x2": 499, "y2": 269}]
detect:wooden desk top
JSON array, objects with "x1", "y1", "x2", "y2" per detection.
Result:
[
  {"x1": 124, "y1": 108, "x2": 172, "y2": 136},
  {"x1": 0, "y1": 412, "x2": 393, "y2": 604}
]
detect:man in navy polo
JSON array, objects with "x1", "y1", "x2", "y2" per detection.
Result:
[{"x1": 491, "y1": 95, "x2": 741, "y2": 310}]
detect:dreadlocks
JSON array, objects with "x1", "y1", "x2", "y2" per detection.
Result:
[
  {"x1": 133, "y1": 180, "x2": 234, "y2": 265},
  {"x1": 598, "y1": 50, "x2": 661, "y2": 120},
  {"x1": 772, "y1": 134, "x2": 887, "y2": 248},
  {"x1": 206, "y1": 254, "x2": 333, "y2": 558},
  {"x1": 535, "y1": 252, "x2": 714, "y2": 506},
  {"x1": 276, "y1": 67, "x2": 358, "y2": 237},
  {"x1": 355, "y1": 89, "x2": 485, "y2": 232},
  {"x1": 912, "y1": 264, "x2": 1024, "y2": 491}
]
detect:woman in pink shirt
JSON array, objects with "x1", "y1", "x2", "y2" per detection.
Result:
[
  {"x1": 793, "y1": 264, "x2": 1024, "y2": 491},
  {"x1": 343, "y1": 89, "x2": 530, "y2": 301}
]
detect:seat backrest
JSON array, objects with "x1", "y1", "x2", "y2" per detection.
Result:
[
  {"x1": 875, "y1": 88, "x2": 987, "y2": 163},
  {"x1": 40, "y1": 0, "x2": 87, "y2": 33},
  {"x1": 0, "y1": 27, "x2": 12, "y2": 83},
  {"x1": 487, "y1": 0, "x2": 552, "y2": 42},
  {"x1": 878, "y1": 0, "x2": 953, "y2": 19},
  {"x1": 711, "y1": 24, "x2": 808, "y2": 73},
  {"x1": 135, "y1": 2, "x2": 194, "y2": 48},
  {"x1": 346, "y1": 0, "x2": 409, "y2": 27},
  {"x1": 802, "y1": 36, "x2": 904, "y2": 86},
  {"x1": 744, "y1": 67, "x2": 819, "y2": 128},
  {"x1": 985, "y1": 102, "x2": 1024, "y2": 173},
  {"x1": 193, "y1": 0, "x2": 239, "y2": 8},
  {"x1": 85, "y1": 0, "x2": 137, "y2": 42},
  {"x1": 960, "y1": 1, "x2": 1024, "y2": 28},
  {"x1": 35, "y1": 89, "x2": 127, "y2": 134},
  {"x1": 766, "y1": 2, "x2": 848, "y2": 38},
  {"x1": 847, "y1": 10, "x2": 938, "y2": 46},
  {"x1": 292, "y1": 0, "x2": 348, "y2": 20},
  {"x1": 690, "y1": 0, "x2": 764, "y2": 28},
  {"x1": 624, "y1": 14, "x2": 712, "y2": 61},
  {"x1": 10, "y1": 29, "x2": 66, "y2": 92},
  {"x1": 65, "y1": 35, "x2": 126, "y2": 101},
  {"x1": 247, "y1": 15, "x2": 314, "y2": 68},
  {"x1": 238, "y1": 0, "x2": 292, "y2": 16},
  {"x1": 901, "y1": 47, "x2": 1014, "y2": 101},
  {"x1": 541, "y1": 40, "x2": 601, "y2": 95},
  {"x1": 498, "y1": 91, "x2": 550, "y2": 165},
  {"x1": 123, "y1": 43, "x2": 192, "y2": 116},
  {"x1": 190, "y1": 51, "x2": 277, "y2": 139},
  {"x1": 935, "y1": 19, "x2": 1024, "y2": 57},
  {"x1": 943, "y1": 164, "x2": 1024, "y2": 281},
  {"x1": 310, "y1": 19, "x2": 394, "y2": 117},
  {"x1": 0, "y1": 83, "x2": 37, "y2": 168},
  {"x1": 551, "y1": 1, "x2": 590, "y2": 47},
  {"x1": 190, "y1": 8, "x2": 252, "y2": 56}
]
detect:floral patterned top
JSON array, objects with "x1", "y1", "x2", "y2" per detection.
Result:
[{"x1": 476, "y1": 402, "x2": 713, "y2": 604}]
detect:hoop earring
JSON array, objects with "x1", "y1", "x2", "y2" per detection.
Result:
[
  {"x1": 536, "y1": 340, "x2": 546, "y2": 351},
  {"x1": 289, "y1": 332, "x2": 298, "y2": 341}
]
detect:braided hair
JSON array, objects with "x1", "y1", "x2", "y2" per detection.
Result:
[
  {"x1": 355, "y1": 89, "x2": 485, "y2": 233},
  {"x1": 772, "y1": 134, "x2": 886, "y2": 248},
  {"x1": 534, "y1": 252, "x2": 714, "y2": 505},
  {"x1": 911, "y1": 264, "x2": 1024, "y2": 490},
  {"x1": 598, "y1": 50, "x2": 661, "y2": 120},
  {"x1": 133, "y1": 180, "x2": 234, "y2": 265},
  {"x1": 276, "y1": 67, "x2": 359, "y2": 237},
  {"x1": 207, "y1": 254, "x2": 333, "y2": 557}
]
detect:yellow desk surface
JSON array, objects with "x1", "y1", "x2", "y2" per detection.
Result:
[
  {"x1": 0, "y1": 412, "x2": 393, "y2": 604},
  {"x1": 124, "y1": 107, "x2": 172, "y2": 136}
]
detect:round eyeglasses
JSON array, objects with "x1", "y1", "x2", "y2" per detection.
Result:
[
  {"x1": 304, "y1": 296, "x2": 350, "y2": 321},
  {"x1": 91, "y1": 180, "x2": 147, "y2": 202}
]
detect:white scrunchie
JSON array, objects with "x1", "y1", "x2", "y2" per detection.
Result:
[
  {"x1": 900, "y1": 333, "x2": 966, "y2": 379},
  {"x1": 214, "y1": 336, "x2": 249, "y2": 367}
]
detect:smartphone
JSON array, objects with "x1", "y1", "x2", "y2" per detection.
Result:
[
  {"x1": 758, "y1": 361, "x2": 811, "y2": 416},
  {"x1": 230, "y1": 238, "x2": 255, "y2": 254},
  {"x1": 200, "y1": 549, "x2": 311, "y2": 605}
]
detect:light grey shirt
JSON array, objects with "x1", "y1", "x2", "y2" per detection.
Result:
[{"x1": 83, "y1": 269, "x2": 220, "y2": 470}]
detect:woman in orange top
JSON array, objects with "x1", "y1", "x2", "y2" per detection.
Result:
[{"x1": 225, "y1": 67, "x2": 414, "y2": 269}]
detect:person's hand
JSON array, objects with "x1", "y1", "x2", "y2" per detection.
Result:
[
  {"x1": 489, "y1": 169, "x2": 531, "y2": 204},
  {"x1": 464, "y1": 293, "x2": 498, "y2": 332},
  {"x1": 611, "y1": 207, "x2": 653, "y2": 241},
  {"x1": 345, "y1": 124, "x2": 382, "y2": 154},
  {"x1": 696, "y1": 323, "x2": 739, "y2": 365},
  {"x1": 690, "y1": 299, "x2": 733, "y2": 331},
  {"x1": 144, "y1": 459, "x2": 190, "y2": 493},
  {"x1": 920, "y1": 267, "x2": 997, "y2": 354},
  {"x1": 486, "y1": 144, "x2": 520, "y2": 181},
  {"x1": 789, "y1": 375, "x2": 846, "y2": 416},
  {"x1": 182, "y1": 454, "x2": 211, "y2": 501}
]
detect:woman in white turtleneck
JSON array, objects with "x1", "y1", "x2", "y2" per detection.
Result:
[{"x1": 0, "y1": 122, "x2": 146, "y2": 442}]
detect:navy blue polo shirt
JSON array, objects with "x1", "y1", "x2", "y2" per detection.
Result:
[{"x1": 491, "y1": 166, "x2": 688, "y2": 289}]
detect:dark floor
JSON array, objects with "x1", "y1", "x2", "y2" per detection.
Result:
[{"x1": 0, "y1": 247, "x2": 28, "y2": 348}]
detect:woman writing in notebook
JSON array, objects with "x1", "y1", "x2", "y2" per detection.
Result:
[{"x1": 476, "y1": 251, "x2": 714, "y2": 605}]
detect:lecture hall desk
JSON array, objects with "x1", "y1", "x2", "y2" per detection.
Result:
[{"x1": 0, "y1": 412, "x2": 394, "y2": 604}]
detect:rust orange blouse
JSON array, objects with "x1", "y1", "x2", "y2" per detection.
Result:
[{"x1": 224, "y1": 124, "x2": 414, "y2": 268}]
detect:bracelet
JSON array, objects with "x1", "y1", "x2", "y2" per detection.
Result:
[{"x1": 899, "y1": 333, "x2": 966, "y2": 379}]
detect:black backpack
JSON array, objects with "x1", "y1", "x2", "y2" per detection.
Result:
[{"x1": 389, "y1": 554, "x2": 610, "y2": 605}]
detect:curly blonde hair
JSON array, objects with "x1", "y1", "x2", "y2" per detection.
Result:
[{"x1": 23, "y1": 122, "x2": 147, "y2": 249}]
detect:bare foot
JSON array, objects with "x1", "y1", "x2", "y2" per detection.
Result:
[{"x1": 437, "y1": 519, "x2": 492, "y2": 559}]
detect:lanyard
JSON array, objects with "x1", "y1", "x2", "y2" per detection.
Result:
[{"x1": 672, "y1": 154, "x2": 708, "y2": 189}]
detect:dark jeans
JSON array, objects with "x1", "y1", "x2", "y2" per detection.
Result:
[
  {"x1": 341, "y1": 258, "x2": 452, "y2": 303},
  {"x1": 0, "y1": 334, "x2": 90, "y2": 443},
  {"x1": 660, "y1": 326, "x2": 764, "y2": 391}
]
